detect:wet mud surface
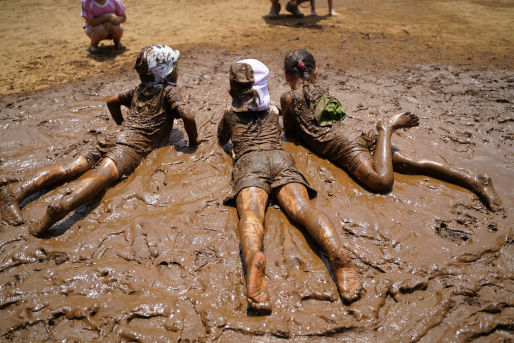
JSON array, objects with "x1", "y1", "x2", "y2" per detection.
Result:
[
  {"x1": 1, "y1": 49, "x2": 513, "y2": 342},
  {"x1": 1, "y1": 0, "x2": 513, "y2": 342}
]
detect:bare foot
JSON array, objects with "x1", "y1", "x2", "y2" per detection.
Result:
[
  {"x1": 475, "y1": 174, "x2": 503, "y2": 212},
  {"x1": 388, "y1": 111, "x2": 420, "y2": 130},
  {"x1": 0, "y1": 187, "x2": 23, "y2": 226},
  {"x1": 335, "y1": 266, "x2": 362, "y2": 303},
  {"x1": 28, "y1": 202, "x2": 66, "y2": 237},
  {"x1": 246, "y1": 252, "x2": 271, "y2": 313}
]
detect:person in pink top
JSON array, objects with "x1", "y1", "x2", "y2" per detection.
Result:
[{"x1": 81, "y1": 0, "x2": 127, "y2": 53}]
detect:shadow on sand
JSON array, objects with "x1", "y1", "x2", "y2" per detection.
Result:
[
  {"x1": 87, "y1": 44, "x2": 127, "y2": 61},
  {"x1": 263, "y1": 13, "x2": 329, "y2": 30}
]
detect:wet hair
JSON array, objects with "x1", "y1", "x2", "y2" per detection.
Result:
[
  {"x1": 135, "y1": 45, "x2": 153, "y2": 82},
  {"x1": 284, "y1": 49, "x2": 317, "y2": 105},
  {"x1": 284, "y1": 49, "x2": 316, "y2": 83}
]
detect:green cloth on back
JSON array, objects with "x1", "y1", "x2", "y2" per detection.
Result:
[{"x1": 314, "y1": 94, "x2": 346, "y2": 126}]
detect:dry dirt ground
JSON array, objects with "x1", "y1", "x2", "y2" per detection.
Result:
[{"x1": 0, "y1": 0, "x2": 513, "y2": 342}]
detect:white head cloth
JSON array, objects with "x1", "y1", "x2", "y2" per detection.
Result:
[
  {"x1": 145, "y1": 45, "x2": 180, "y2": 82},
  {"x1": 237, "y1": 59, "x2": 271, "y2": 111}
]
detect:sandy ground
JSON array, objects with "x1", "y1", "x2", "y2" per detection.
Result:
[{"x1": 0, "y1": 0, "x2": 513, "y2": 342}]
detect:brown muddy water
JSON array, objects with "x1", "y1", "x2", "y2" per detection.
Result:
[{"x1": 0, "y1": 0, "x2": 513, "y2": 342}]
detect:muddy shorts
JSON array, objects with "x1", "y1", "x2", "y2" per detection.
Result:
[
  {"x1": 78, "y1": 134, "x2": 144, "y2": 178},
  {"x1": 333, "y1": 130, "x2": 378, "y2": 173},
  {"x1": 224, "y1": 150, "x2": 317, "y2": 205}
]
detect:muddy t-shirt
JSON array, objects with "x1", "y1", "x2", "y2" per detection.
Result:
[
  {"x1": 116, "y1": 84, "x2": 185, "y2": 156},
  {"x1": 217, "y1": 106, "x2": 283, "y2": 161},
  {"x1": 283, "y1": 84, "x2": 353, "y2": 160}
]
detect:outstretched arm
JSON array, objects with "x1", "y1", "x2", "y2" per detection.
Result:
[
  {"x1": 106, "y1": 95, "x2": 124, "y2": 125},
  {"x1": 176, "y1": 104, "x2": 200, "y2": 146}
]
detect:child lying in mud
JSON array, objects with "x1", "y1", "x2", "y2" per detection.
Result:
[
  {"x1": 280, "y1": 49, "x2": 502, "y2": 211},
  {"x1": 0, "y1": 44, "x2": 201, "y2": 236},
  {"x1": 217, "y1": 59, "x2": 362, "y2": 314}
]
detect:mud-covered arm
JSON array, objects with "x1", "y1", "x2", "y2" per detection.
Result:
[
  {"x1": 217, "y1": 111, "x2": 231, "y2": 146},
  {"x1": 107, "y1": 88, "x2": 133, "y2": 125},
  {"x1": 280, "y1": 93, "x2": 297, "y2": 141},
  {"x1": 106, "y1": 95, "x2": 124, "y2": 125},
  {"x1": 217, "y1": 111, "x2": 233, "y2": 157},
  {"x1": 175, "y1": 104, "x2": 200, "y2": 146}
]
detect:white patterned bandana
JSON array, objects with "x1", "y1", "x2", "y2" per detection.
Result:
[{"x1": 137, "y1": 44, "x2": 180, "y2": 82}]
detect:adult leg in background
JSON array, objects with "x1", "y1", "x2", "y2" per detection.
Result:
[
  {"x1": 286, "y1": 0, "x2": 306, "y2": 17},
  {"x1": 328, "y1": 0, "x2": 338, "y2": 15},
  {"x1": 268, "y1": 0, "x2": 281, "y2": 18}
]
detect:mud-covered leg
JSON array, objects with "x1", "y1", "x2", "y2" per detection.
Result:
[
  {"x1": 29, "y1": 157, "x2": 119, "y2": 236},
  {"x1": 275, "y1": 183, "x2": 363, "y2": 303},
  {"x1": 392, "y1": 150, "x2": 503, "y2": 211},
  {"x1": 0, "y1": 156, "x2": 92, "y2": 226},
  {"x1": 353, "y1": 112, "x2": 419, "y2": 193},
  {"x1": 236, "y1": 187, "x2": 271, "y2": 313}
]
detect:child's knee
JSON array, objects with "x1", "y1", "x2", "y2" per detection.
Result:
[
  {"x1": 112, "y1": 24, "x2": 123, "y2": 34},
  {"x1": 369, "y1": 176, "x2": 394, "y2": 193},
  {"x1": 90, "y1": 26, "x2": 109, "y2": 41}
]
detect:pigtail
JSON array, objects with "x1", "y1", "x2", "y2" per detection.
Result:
[
  {"x1": 297, "y1": 59, "x2": 313, "y2": 106},
  {"x1": 284, "y1": 50, "x2": 316, "y2": 107},
  {"x1": 297, "y1": 61, "x2": 310, "y2": 82}
]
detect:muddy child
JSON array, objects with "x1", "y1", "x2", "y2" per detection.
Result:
[
  {"x1": 217, "y1": 58, "x2": 362, "y2": 313},
  {"x1": 280, "y1": 49, "x2": 502, "y2": 211},
  {"x1": 0, "y1": 44, "x2": 201, "y2": 236}
]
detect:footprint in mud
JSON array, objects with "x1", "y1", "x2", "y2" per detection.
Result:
[{"x1": 435, "y1": 221, "x2": 471, "y2": 244}]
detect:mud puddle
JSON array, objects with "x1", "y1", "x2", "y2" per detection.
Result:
[
  {"x1": 1, "y1": 0, "x2": 513, "y2": 341},
  {"x1": 0, "y1": 47, "x2": 512, "y2": 341}
]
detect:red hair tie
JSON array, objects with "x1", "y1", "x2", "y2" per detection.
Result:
[{"x1": 298, "y1": 61, "x2": 305, "y2": 68}]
